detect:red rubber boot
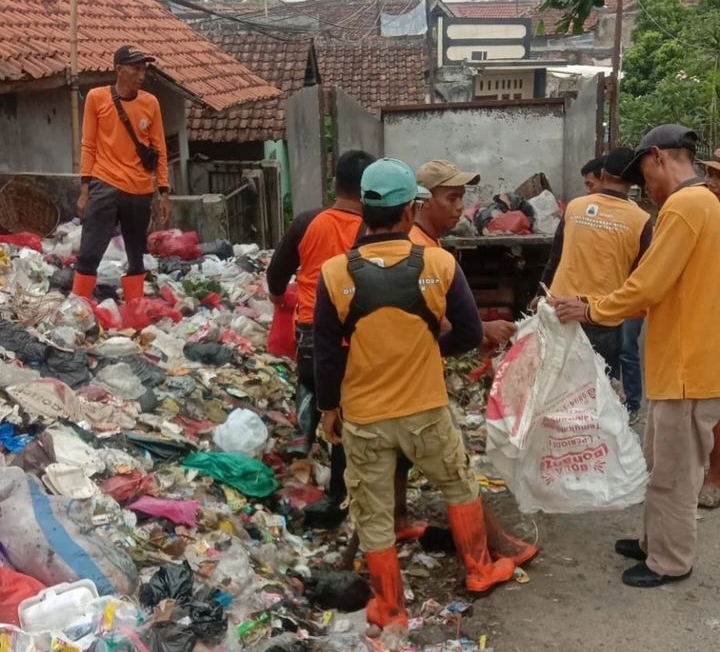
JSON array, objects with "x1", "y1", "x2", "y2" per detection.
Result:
[
  {"x1": 121, "y1": 274, "x2": 145, "y2": 301},
  {"x1": 71, "y1": 272, "x2": 96, "y2": 299},
  {"x1": 365, "y1": 547, "x2": 409, "y2": 629}
]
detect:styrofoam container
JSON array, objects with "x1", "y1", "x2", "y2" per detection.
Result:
[{"x1": 18, "y1": 579, "x2": 98, "y2": 634}]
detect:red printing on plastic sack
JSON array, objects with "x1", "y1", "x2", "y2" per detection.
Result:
[{"x1": 540, "y1": 442, "x2": 609, "y2": 485}]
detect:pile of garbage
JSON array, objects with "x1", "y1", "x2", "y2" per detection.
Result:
[{"x1": 0, "y1": 223, "x2": 511, "y2": 652}]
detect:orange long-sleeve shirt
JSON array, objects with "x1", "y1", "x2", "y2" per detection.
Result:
[
  {"x1": 588, "y1": 183, "x2": 720, "y2": 400},
  {"x1": 81, "y1": 86, "x2": 168, "y2": 195}
]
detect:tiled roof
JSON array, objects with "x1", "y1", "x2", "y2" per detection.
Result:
[
  {"x1": 187, "y1": 32, "x2": 314, "y2": 143},
  {"x1": 447, "y1": 0, "x2": 627, "y2": 35},
  {"x1": 315, "y1": 37, "x2": 428, "y2": 110},
  {"x1": 0, "y1": 0, "x2": 279, "y2": 111}
]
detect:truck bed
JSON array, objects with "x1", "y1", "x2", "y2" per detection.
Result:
[{"x1": 440, "y1": 234, "x2": 555, "y2": 249}]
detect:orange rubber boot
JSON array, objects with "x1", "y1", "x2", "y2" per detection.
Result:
[
  {"x1": 71, "y1": 272, "x2": 96, "y2": 299},
  {"x1": 447, "y1": 499, "x2": 515, "y2": 593},
  {"x1": 484, "y1": 504, "x2": 539, "y2": 567},
  {"x1": 121, "y1": 274, "x2": 145, "y2": 301},
  {"x1": 365, "y1": 547, "x2": 409, "y2": 629}
]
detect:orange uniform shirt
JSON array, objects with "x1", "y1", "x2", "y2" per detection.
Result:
[
  {"x1": 295, "y1": 208, "x2": 362, "y2": 323},
  {"x1": 589, "y1": 184, "x2": 720, "y2": 399},
  {"x1": 409, "y1": 223, "x2": 440, "y2": 247},
  {"x1": 550, "y1": 193, "x2": 650, "y2": 297},
  {"x1": 319, "y1": 239, "x2": 458, "y2": 423},
  {"x1": 81, "y1": 86, "x2": 169, "y2": 195}
]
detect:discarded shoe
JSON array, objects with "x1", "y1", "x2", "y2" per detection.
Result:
[
  {"x1": 621, "y1": 561, "x2": 691, "y2": 588},
  {"x1": 614, "y1": 538, "x2": 647, "y2": 561}
]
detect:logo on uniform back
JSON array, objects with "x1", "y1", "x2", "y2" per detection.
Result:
[{"x1": 586, "y1": 204, "x2": 599, "y2": 217}]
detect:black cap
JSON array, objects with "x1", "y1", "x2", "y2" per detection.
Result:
[
  {"x1": 603, "y1": 147, "x2": 635, "y2": 180},
  {"x1": 622, "y1": 124, "x2": 698, "y2": 185},
  {"x1": 113, "y1": 45, "x2": 156, "y2": 66}
]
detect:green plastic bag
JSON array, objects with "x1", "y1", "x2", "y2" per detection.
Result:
[{"x1": 182, "y1": 452, "x2": 279, "y2": 498}]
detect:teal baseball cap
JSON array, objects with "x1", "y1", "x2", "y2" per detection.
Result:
[{"x1": 361, "y1": 158, "x2": 431, "y2": 207}]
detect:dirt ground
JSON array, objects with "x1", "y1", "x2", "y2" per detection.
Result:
[{"x1": 401, "y1": 418, "x2": 720, "y2": 652}]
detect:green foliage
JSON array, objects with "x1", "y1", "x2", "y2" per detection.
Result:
[
  {"x1": 538, "y1": 0, "x2": 605, "y2": 35},
  {"x1": 619, "y1": 0, "x2": 720, "y2": 148}
]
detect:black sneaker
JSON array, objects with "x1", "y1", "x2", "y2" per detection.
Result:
[
  {"x1": 622, "y1": 562, "x2": 692, "y2": 588},
  {"x1": 615, "y1": 538, "x2": 647, "y2": 561}
]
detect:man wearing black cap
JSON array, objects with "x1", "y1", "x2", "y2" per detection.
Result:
[
  {"x1": 72, "y1": 45, "x2": 170, "y2": 302},
  {"x1": 537, "y1": 148, "x2": 652, "y2": 380},
  {"x1": 552, "y1": 124, "x2": 720, "y2": 588}
]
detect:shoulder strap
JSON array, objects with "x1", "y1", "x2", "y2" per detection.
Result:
[{"x1": 110, "y1": 86, "x2": 144, "y2": 153}]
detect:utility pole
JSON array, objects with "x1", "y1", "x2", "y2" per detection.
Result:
[
  {"x1": 426, "y1": 0, "x2": 436, "y2": 104},
  {"x1": 69, "y1": 0, "x2": 81, "y2": 173},
  {"x1": 608, "y1": 0, "x2": 624, "y2": 149}
]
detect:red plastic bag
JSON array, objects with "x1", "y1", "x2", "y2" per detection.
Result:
[
  {"x1": 147, "y1": 230, "x2": 202, "y2": 261},
  {"x1": 119, "y1": 298, "x2": 183, "y2": 330},
  {"x1": 99, "y1": 471, "x2": 156, "y2": 503},
  {"x1": 159, "y1": 286, "x2": 178, "y2": 307},
  {"x1": 0, "y1": 567, "x2": 45, "y2": 626},
  {"x1": 267, "y1": 284, "x2": 298, "y2": 358},
  {"x1": 486, "y1": 210, "x2": 532, "y2": 235},
  {"x1": 0, "y1": 233, "x2": 43, "y2": 252}
]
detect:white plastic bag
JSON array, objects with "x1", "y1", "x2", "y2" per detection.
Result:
[
  {"x1": 213, "y1": 408, "x2": 268, "y2": 458},
  {"x1": 485, "y1": 301, "x2": 648, "y2": 513},
  {"x1": 528, "y1": 190, "x2": 561, "y2": 235}
]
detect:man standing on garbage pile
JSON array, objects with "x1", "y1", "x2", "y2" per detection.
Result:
[
  {"x1": 535, "y1": 148, "x2": 652, "y2": 386},
  {"x1": 551, "y1": 124, "x2": 720, "y2": 588},
  {"x1": 696, "y1": 148, "x2": 720, "y2": 509},
  {"x1": 411, "y1": 159, "x2": 517, "y2": 349},
  {"x1": 72, "y1": 46, "x2": 171, "y2": 302},
  {"x1": 581, "y1": 156, "x2": 605, "y2": 194},
  {"x1": 314, "y1": 158, "x2": 524, "y2": 630}
]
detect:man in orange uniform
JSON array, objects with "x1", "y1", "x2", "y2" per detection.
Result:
[
  {"x1": 72, "y1": 46, "x2": 170, "y2": 301},
  {"x1": 411, "y1": 159, "x2": 516, "y2": 347},
  {"x1": 315, "y1": 158, "x2": 518, "y2": 630},
  {"x1": 267, "y1": 151, "x2": 379, "y2": 526},
  {"x1": 553, "y1": 125, "x2": 720, "y2": 587}
]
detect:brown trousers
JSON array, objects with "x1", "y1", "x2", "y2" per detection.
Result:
[
  {"x1": 642, "y1": 399, "x2": 720, "y2": 575},
  {"x1": 343, "y1": 406, "x2": 478, "y2": 552}
]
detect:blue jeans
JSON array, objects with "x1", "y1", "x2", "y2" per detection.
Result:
[{"x1": 621, "y1": 318, "x2": 643, "y2": 412}]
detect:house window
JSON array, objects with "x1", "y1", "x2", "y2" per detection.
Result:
[
  {"x1": 519, "y1": 79, "x2": 524, "y2": 89},
  {"x1": 471, "y1": 51, "x2": 489, "y2": 61},
  {"x1": 501, "y1": 94, "x2": 510, "y2": 100},
  {"x1": 513, "y1": 93, "x2": 522, "y2": 99},
  {"x1": 479, "y1": 80, "x2": 484, "y2": 91}
]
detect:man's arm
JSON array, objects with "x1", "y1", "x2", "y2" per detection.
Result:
[
  {"x1": 313, "y1": 274, "x2": 347, "y2": 411},
  {"x1": 538, "y1": 218, "x2": 565, "y2": 290},
  {"x1": 266, "y1": 209, "x2": 321, "y2": 301},
  {"x1": 150, "y1": 97, "x2": 170, "y2": 223},
  {"x1": 631, "y1": 218, "x2": 653, "y2": 270},
  {"x1": 439, "y1": 262, "x2": 484, "y2": 357},
  {"x1": 78, "y1": 91, "x2": 99, "y2": 218},
  {"x1": 588, "y1": 211, "x2": 698, "y2": 325}
]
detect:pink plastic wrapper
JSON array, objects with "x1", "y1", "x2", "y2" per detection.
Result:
[{"x1": 127, "y1": 496, "x2": 200, "y2": 526}]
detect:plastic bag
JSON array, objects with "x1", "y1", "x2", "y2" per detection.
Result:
[
  {"x1": 267, "y1": 284, "x2": 298, "y2": 358},
  {"x1": 0, "y1": 568, "x2": 45, "y2": 626},
  {"x1": 485, "y1": 210, "x2": 532, "y2": 235},
  {"x1": 119, "y1": 298, "x2": 183, "y2": 330},
  {"x1": 139, "y1": 562, "x2": 194, "y2": 609},
  {"x1": 485, "y1": 302, "x2": 648, "y2": 514},
  {"x1": 303, "y1": 571, "x2": 372, "y2": 612},
  {"x1": 127, "y1": 496, "x2": 200, "y2": 526},
  {"x1": 99, "y1": 471, "x2": 155, "y2": 503},
  {"x1": 147, "y1": 230, "x2": 203, "y2": 261},
  {"x1": 0, "y1": 467, "x2": 138, "y2": 595},
  {"x1": 95, "y1": 362, "x2": 147, "y2": 400},
  {"x1": 212, "y1": 409, "x2": 268, "y2": 458},
  {"x1": 182, "y1": 452, "x2": 278, "y2": 498},
  {"x1": 528, "y1": 190, "x2": 562, "y2": 235},
  {"x1": 0, "y1": 232, "x2": 43, "y2": 252}
]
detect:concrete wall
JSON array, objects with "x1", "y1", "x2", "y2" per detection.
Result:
[
  {"x1": 332, "y1": 87, "x2": 383, "y2": 158},
  {"x1": 563, "y1": 74, "x2": 603, "y2": 200},
  {"x1": 286, "y1": 86, "x2": 326, "y2": 213},
  {"x1": 383, "y1": 101, "x2": 567, "y2": 199},
  {"x1": 0, "y1": 88, "x2": 73, "y2": 174}
]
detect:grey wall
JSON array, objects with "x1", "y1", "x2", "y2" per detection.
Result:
[
  {"x1": 563, "y1": 74, "x2": 603, "y2": 200},
  {"x1": 286, "y1": 86, "x2": 326, "y2": 213},
  {"x1": 0, "y1": 88, "x2": 73, "y2": 174},
  {"x1": 383, "y1": 101, "x2": 567, "y2": 200},
  {"x1": 332, "y1": 87, "x2": 383, "y2": 158}
]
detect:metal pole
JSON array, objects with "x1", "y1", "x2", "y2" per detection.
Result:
[
  {"x1": 609, "y1": 0, "x2": 624, "y2": 149},
  {"x1": 426, "y1": 0, "x2": 436, "y2": 104},
  {"x1": 70, "y1": 0, "x2": 81, "y2": 172}
]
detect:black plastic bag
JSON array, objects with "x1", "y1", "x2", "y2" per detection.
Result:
[
  {"x1": 200, "y1": 239, "x2": 234, "y2": 260},
  {"x1": 183, "y1": 343, "x2": 234, "y2": 366},
  {"x1": 188, "y1": 599, "x2": 228, "y2": 644},
  {"x1": 140, "y1": 622, "x2": 196, "y2": 652},
  {"x1": 138, "y1": 561, "x2": 194, "y2": 609},
  {"x1": 41, "y1": 348, "x2": 90, "y2": 388},
  {"x1": 303, "y1": 571, "x2": 372, "y2": 612}
]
